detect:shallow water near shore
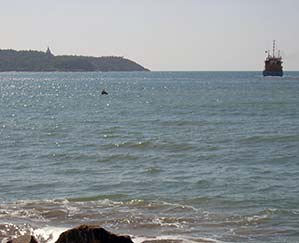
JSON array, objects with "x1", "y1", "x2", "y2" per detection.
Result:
[{"x1": 0, "y1": 71, "x2": 299, "y2": 243}]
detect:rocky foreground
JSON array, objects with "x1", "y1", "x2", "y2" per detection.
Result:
[{"x1": 6, "y1": 225, "x2": 134, "y2": 243}]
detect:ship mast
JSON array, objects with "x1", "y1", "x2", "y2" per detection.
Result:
[{"x1": 272, "y1": 40, "x2": 276, "y2": 57}]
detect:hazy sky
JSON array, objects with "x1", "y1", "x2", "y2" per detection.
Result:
[{"x1": 1, "y1": 0, "x2": 299, "y2": 71}]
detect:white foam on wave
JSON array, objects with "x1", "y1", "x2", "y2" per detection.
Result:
[
  {"x1": 152, "y1": 217, "x2": 182, "y2": 228},
  {"x1": 0, "y1": 223, "x2": 65, "y2": 243},
  {"x1": 1, "y1": 221, "x2": 222, "y2": 243},
  {"x1": 29, "y1": 226, "x2": 223, "y2": 243},
  {"x1": 132, "y1": 235, "x2": 223, "y2": 243},
  {"x1": 32, "y1": 226, "x2": 67, "y2": 243},
  {"x1": 1, "y1": 238, "x2": 9, "y2": 243}
]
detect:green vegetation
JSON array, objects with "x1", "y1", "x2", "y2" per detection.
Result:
[{"x1": 0, "y1": 49, "x2": 149, "y2": 72}]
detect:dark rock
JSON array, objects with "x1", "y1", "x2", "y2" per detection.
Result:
[
  {"x1": 6, "y1": 235, "x2": 38, "y2": 243},
  {"x1": 55, "y1": 225, "x2": 134, "y2": 243}
]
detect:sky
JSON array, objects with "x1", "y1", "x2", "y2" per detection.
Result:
[{"x1": 1, "y1": 0, "x2": 299, "y2": 71}]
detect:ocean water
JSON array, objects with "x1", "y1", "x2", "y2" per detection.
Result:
[{"x1": 0, "y1": 71, "x2": 298, "y2": 243}]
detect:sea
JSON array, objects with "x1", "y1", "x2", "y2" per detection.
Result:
[{"x1": 0, "y1": 71, "x2": 298, "y2": 243}]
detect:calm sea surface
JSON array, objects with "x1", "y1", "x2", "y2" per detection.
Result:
[{"x1": 0, "y1": 72, "x2": 298, "y2": 243}]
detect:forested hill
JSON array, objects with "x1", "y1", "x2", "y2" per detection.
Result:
[{"x1": 0, "y1": 49, "x2": 149, "y2": 72}]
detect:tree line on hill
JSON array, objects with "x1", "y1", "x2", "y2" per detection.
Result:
[{"x1": 0, "y1": 49, "x2": 149, "y2": 72}]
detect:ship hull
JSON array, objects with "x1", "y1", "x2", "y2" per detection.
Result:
[{"x1": 263, "y1": 70, "x2": 283, "y2": 77}]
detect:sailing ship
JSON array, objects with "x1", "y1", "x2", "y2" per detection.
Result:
[{"x1": 263, "y1": 40, "x2": 283, "y2": 77}]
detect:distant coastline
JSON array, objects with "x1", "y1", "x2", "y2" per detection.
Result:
[{"x1": 0, "y1": 48, "x2": 149, "y2": 72}]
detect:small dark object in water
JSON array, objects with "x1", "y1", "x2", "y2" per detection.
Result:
[{"x1": 101, "y1": 89, "x2": 108, "y2": 95}]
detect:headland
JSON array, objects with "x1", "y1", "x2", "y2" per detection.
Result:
[{"x1": 0, "y1": 48, "x2": 149, "y2": 72}]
